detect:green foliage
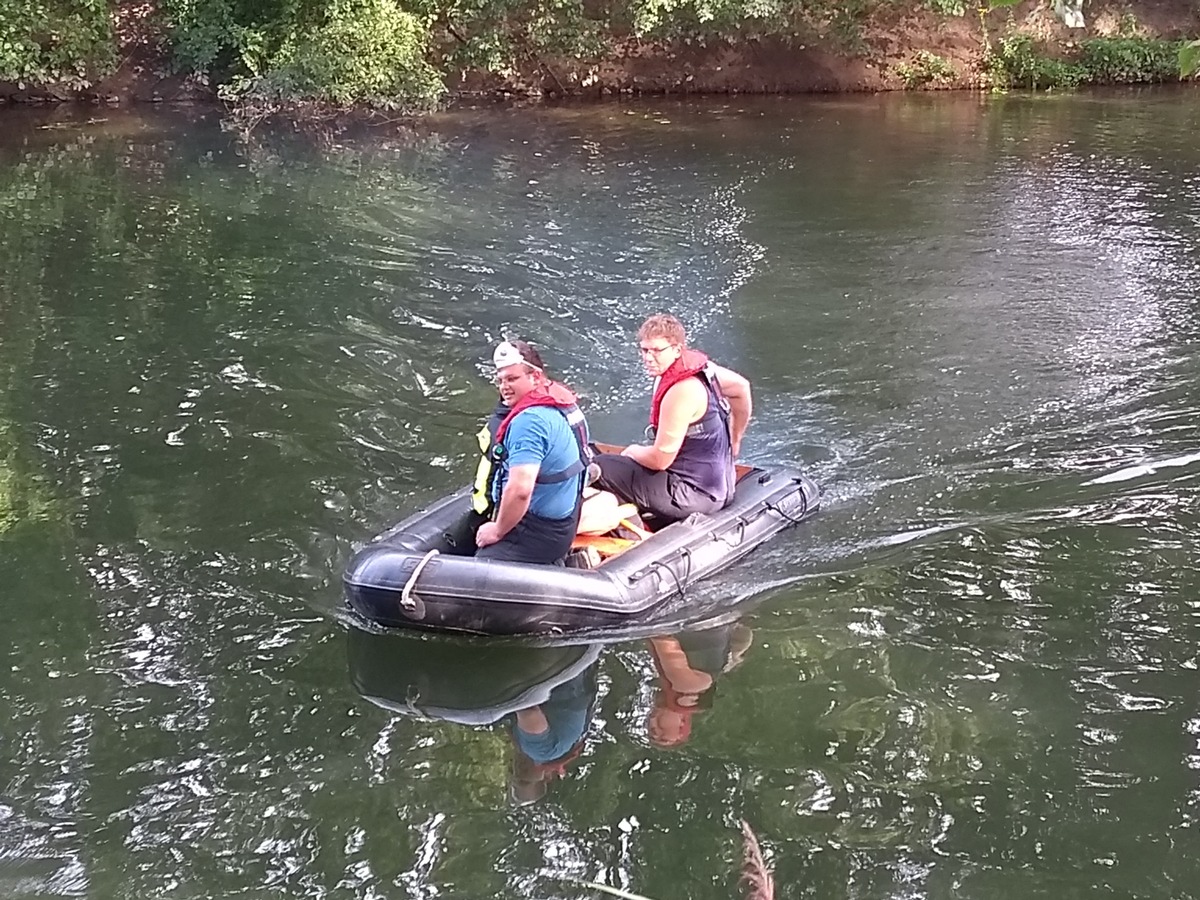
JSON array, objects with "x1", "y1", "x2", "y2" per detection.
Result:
[
  {"x1": 0, "y1": 0, "x2": 115, "y2": 86},
  {"x1": 1, "y1": 0, "x2": 1194, "y2": 107},
  {"x1": 923, "y1": 0, "x2": 965, "y2": 16},
  {"x1": 1182, "y1": 39, "x2": 1200, "y2": 78},
  {"x1": 262, "y1": 0, "x2": 443, "y2": 107},
  {"x1": 409, "y1": 0, "x2": 605, "y2": 74},
  {"x1": 1077, "y1": 36, "x2": 1183, "y2": 83},
  {"x1": 161, "y1": 0, "x2": 443, "y2": 108},
  {"x1": 987, "y1": 31, "x2": 1187, "y2": 91},
  {"x1": 156, "y1": 0, "x2": 889, "y2": 106},
  {"x1": 987, "y1": 33, "x2": 1086, "y2": 90},
  {"x1": 624, "y1": 0, "x2": 796, "y2": 37},
  {"x1": 895, "y1": 49, "x2": 954, "y2": 87}
]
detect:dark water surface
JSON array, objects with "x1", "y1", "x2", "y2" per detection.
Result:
[{"x1": 2, "y1": 92, "x2": 1200, "y2": 898}]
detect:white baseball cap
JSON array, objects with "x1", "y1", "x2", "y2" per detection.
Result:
[{"x1": 492, "y1": 341, "x2": 542, "y2": 372}]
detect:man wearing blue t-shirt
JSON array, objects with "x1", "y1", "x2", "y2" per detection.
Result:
[{"x1": 475, "y1": 341, "x2": 589, "y2": 565}]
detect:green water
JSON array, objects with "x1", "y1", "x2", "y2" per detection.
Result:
[{"x1": 2, "y1": 92, "x2": 1200, "y2": 898}]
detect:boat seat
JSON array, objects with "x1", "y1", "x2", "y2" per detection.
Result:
[{"x1": 570, "y1": 499, "x2": 652, "y2": 563}]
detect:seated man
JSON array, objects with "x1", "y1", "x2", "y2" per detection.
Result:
[
  {"x1": 593, "y1": 314, "x2": 752, "y2": 525},
  {"x1": 473, "y1": 340, "x2": 589, "y2": 565}
]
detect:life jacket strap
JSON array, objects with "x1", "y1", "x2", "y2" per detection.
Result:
[{"x1": 535, "y1": 458, "x2": 586, "y2": 484}]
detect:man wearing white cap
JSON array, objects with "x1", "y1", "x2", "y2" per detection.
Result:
[{"x1": 473, "y1": 340, "x2": 590, "y2": 565}]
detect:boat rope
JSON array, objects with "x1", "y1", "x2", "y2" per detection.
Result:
[
  {"x1": 400, "y1": 549, "x2": 439, "y2": 610},
  {"x1": 766, "y1": 491, "x2": 809, "y2": 527},
  {"x1": 650, "y1": 547, "x2": 692, "y2": 602}
]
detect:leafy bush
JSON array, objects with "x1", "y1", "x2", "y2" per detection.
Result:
[
  {"x1": 1183, "y1": 40, "x2": 1200, "y2": 77},
  {"x1": 1077, "y1": 36, "x2": 1183, "y2": 83},
  {"x1": 407, "y1": 0, "x2": 604, "y2": 74},
  {"x1": 923, "y1": 0, "x2": 965, "y2": 16},
  {"x1": 895, "y1": 49, "x2": 955, "y2": 87},
  {"x1": 161, "y1": 0, "x2": 442, "y2": 109},
  {"x1": 988, "y1": 33, "x2": 1086, "y2": 89},
  {"x1": 271, "y1": 0, "x2": 442, "y2": 107},
  {"x1": 160, "y1": 0, "x2": 316, "y2": 76},
  {"x1": 0, "y1": 0, "x2": 115, "y2": 87},
  {"x1": 605, "y1": 0, "x2": 878, "y2": 51},
  {"x1": 987, "y1": 31, "x2": 1188, "y2": 90}
]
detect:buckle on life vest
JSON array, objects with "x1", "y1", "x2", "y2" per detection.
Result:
[{"x1": 488, "y1": 442, "x2": 507, "y2": 464}]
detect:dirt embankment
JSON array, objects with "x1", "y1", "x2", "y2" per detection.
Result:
[{"x1": 2, "y1": 1, "x2": 1198, "y2": 108}]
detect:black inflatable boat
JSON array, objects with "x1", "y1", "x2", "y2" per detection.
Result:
[{"x1": 343, "y1": 461, "x2": 820, "y2": 637}]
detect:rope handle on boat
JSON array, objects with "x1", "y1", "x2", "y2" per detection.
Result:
[
  {"x1": 401, "y1": 549, "x2": 439, "y2": 610},
  {"x1": 647, "y1": 547, "x2": 692, "y2": 602},
  {"x1": 766, "y1": 494, "x2": 808, "y2": 527},
  {"x1": 717, "y1": 517, "x2": 749, "y2": 548}
]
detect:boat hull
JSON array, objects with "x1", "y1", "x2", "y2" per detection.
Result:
[{"x1": 343, "y1": 465, "x2": 820, "y2": 636}]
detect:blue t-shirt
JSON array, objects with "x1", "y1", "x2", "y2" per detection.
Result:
[
  {"x1": 494, "y1": 405, "x2": 582, "y2": 520},
  {"x1": 511, "y1": 670, "x2": 594, "y2": 764}
]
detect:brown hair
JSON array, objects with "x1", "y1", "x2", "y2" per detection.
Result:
[
  {"x1": 637, "y1": 314, "x2": 688, "y2": 347},
  {"x1": 508, "y1": 339, "x2": 546, "y2": 372}
]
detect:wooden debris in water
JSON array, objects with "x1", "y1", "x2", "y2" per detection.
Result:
[{"x1": 740, "y1": 819, "x2": 775, "y2": 900}]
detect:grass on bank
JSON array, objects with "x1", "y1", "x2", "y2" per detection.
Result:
[{"x1": 986, "y1": 32, "x2": 1190, "y2": 90}]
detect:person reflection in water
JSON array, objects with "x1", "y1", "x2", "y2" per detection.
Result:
[
  {"x1": 646, "y1": 621, "x2": 754, "y2": 748},
  {"x1": 508, "y1": 664, "x2": 599, "y2": 804}
]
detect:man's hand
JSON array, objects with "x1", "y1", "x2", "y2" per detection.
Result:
[{"x1": 476, "y1": 522, "x2": 503, "y2": 548}]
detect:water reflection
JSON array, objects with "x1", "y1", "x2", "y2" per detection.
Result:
[
  {"x1": 347, "y1": 630, "x2": 602, "y2": 805},
  {"x1": 346, "y1": 616, "x2": 765, "y2": 801},
  {"x1": 645, "y1": 621, "x2": 754, "y2": 748}
]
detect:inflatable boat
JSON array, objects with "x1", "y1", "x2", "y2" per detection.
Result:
[{"x1": 343, "y1": 450, "x2": 820, "y2": 637}]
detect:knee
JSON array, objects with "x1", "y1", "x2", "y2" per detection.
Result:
[{"x1": 578, "y1": 491, "x2": 622, "y2": 535}]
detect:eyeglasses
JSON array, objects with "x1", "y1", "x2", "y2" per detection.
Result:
[
  {"x1": 639, "y1": 343, "x2": 677, "y2": 357},
  {"x1": 495, "y1": 371, "x2": 535, "y2": 387}
]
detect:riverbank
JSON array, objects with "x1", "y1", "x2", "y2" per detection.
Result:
[{"x1": 1, "y1": 0, "x2": 1197, "y2": 110}]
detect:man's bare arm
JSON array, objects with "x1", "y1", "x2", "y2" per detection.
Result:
[
  {"x1": 710, "y1": 363, "x2": 752, "y2": 458},
  {"x1": 622, "y1": 380, "x2": 706, "y2": 470}
]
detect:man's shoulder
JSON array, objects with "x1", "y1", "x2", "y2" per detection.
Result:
[
  {"x1": 662, "y1": 375, "x2": 708, "y2": 409},
  {"x1": 509, "y1": 405, "x2": 573, "y2": 436}
]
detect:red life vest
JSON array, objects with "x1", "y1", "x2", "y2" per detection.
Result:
[
  {"x1": 496, "y1": 381, "x2": 581, "y2": 442},
  {"x1": 645, "y1": 350, "x2": 734, "y2": 503},
  {"x1": 487, "y1": 381, "x2": 590, "y2": 488},
  {"x1": 650, "y1": 349, "x2": 710, "y2": 429}
]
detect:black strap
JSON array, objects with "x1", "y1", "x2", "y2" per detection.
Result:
[{"x1": 536, "y1": 458, "x2": 586, "y2": 484}]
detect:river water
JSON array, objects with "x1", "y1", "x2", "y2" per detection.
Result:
[{"x1": 2, "y1": 91, "x2": 1199, "y2": 898}]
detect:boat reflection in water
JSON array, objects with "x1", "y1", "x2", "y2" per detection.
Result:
[
  {"x1": 346, "y1": 610, "x2": 759, "y2": 800},
  {"x1": 347, "y1": 628, "x2": 602, "y2": 804}
]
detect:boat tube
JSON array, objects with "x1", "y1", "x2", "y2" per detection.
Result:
[{"x1": 343, "y1": 461, "x2": 820, "y2": 637}]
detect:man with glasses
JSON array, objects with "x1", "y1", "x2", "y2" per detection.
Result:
[
  {"x1": 473, "y1": 340, "x2": 590, "y2": 564},
  {"x1": 592, "y1": 314, "x2": 752, "y2": 525}
]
